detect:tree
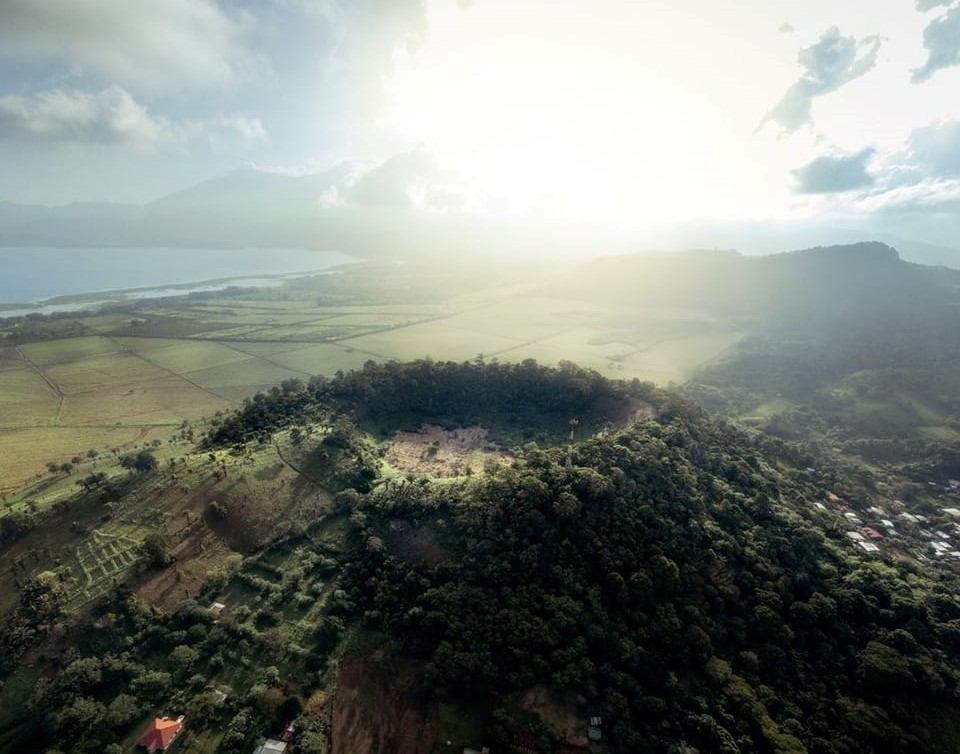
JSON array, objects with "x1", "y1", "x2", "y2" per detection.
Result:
[
  {"x1": 140, "y1": 533, "x2": 172, "y2": 569},
  {"x1": 77, "y1": 472, "x2": 107, "y2": 491},
  {"x1": 168, "y1": 644, "x2": 199, "y2": 671},
  {"x1": 120, "y1": 451, "x2": 158, "y2": 473},
  {"x1": 105, "y1": 694, "x2": 140, "y2": 728}
]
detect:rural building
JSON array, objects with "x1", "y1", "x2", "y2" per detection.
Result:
[
  {"x1": 857, "y1": 541, "x2": 880, "y2": 553},
  {"x1": 845, "y1": 531, "x2": 866, "y2": 542},
  {"x1": 253, "y1": 740, "x2": 287, "y2": 754},
  {"x1": 862, "y1": 527, "x2": 883, "y2": 540},
  {"x1": 137, "y1": 716, "x2": 184, "y2": 752},
  {"x1": 209, "y1": 601, "x2": 227, "y2": 615}
]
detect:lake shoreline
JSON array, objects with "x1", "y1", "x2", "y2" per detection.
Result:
[{"x1": 0, "y1": 247, "x2": 359, "y2": 318}]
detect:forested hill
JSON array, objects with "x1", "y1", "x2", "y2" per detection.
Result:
[
  {"x1": 5, "y1": 361, "x2": 960, "y2": 754},
  {"x1": 337, "y1": 394, "x2": 960, "y2": 754},
  {"x1": 205, "y1": 361, "x2": 960, "y2": 753},
  {"x1": 558, "y1": 242, "x2": 960, "y2": 325}
]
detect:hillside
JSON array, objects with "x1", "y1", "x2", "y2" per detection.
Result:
[
  {"x1": 561, "y1": 242, "x2": 960, "y2": 324},
  {"x1": 2, "y1": 362, "x2": 960, "y2": 753}
]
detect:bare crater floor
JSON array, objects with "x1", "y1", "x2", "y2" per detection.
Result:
[{"x1": 384, "y1": 424, "x2": 513, "y2": 477}]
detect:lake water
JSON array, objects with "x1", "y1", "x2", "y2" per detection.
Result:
[{"x1": 0, "y1": 247, "x2": 356, "y2": 312}]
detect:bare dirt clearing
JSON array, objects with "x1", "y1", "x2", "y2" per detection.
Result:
[
  {"x1": 333, "y1": 656, "x2": 434, "y2": 754},
  {"x1": 385, "y1": 425, "x2": 512, "y2": 477}
]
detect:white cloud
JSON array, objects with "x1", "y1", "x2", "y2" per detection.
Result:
[
  {"x1": 853, "y1": 177, "x2": 960, "y2": 214},
  {"x1": 907, "y1": 119, "x2": 960, "y2": 175},
  {"x1": 759, "y1": 26, "x2": 882, "y2": 133},
  {"x1": 793, "y1": 148, "x2": 876, "y2": 194},
  {"x1": 0, "y1": 86, "x2": 266, "y2": 147},
  {"x1": 913, "y1": 4, "x2": 960, "y2": 83},
  {"x1": 0, "y1": 0, "x2": 252, "y2": 92}
]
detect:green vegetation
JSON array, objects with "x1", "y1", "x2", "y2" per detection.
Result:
[
  {"x1": 0, "y1": 258, "x2": 738, "y2": 490},
  {"x1": 0, "y1": 357, "x2": 958, "y2": 753},
  {"x1": 2, "y1": 244, "x2": 960, "y2": 753}
]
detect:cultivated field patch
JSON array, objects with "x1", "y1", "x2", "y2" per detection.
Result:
[
  {"x1": 0, "y1": 425, "x2": 167, "y2": 491},
  {"x1": 59, "y1": 381, "x2": 228, "y2": 426},
  {"x1": 46, "y1": 352, "x2": 172, "y2": 393},
  {"x1": 20, "y1": 336, "x2": 121, "y2": 366},
  {"x1": 186, "y1": 358, "x2": 305, "y2": 390},
  {"x1": 115, "y1": 337, "x2": 251, "y2": 373},
  {"x1": 263, "y1": 343, "x2": 376, "y2": 375},
  {"x1": 0, "y1": 367, "x2": 57, "y2": 405},
  {"x1": 341, "y1": 324, "x2": 518, "y2": 363},
  {"x1": 68, "y1": 529, "x2": 142, "y2": 605},
  {"x1": 0, "y1": 398, "x2": 60, "y2": 428}
]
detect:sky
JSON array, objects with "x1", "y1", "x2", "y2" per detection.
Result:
[{"x1": 2, "y1": 0, "x2": 960, "y2": 247}]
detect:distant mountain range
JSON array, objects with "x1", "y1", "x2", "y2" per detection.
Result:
[
  {"x1": 561, "y1": 241, "x2": 960, "y2": 326},
  {"x1": 2, "y1": 169, "x2": 960, "y2": 268}
]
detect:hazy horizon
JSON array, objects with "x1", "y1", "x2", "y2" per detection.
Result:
[{"x1": 3, "y1": 1, "x2": 960, "y2": 253}]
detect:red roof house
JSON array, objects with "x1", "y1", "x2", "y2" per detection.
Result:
[{"x1": 137, "y1": 716, "x2": 184, "y2": 752}]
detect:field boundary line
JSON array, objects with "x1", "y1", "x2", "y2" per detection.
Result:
[
  {"x1": 15, "y1": 346, "x2": 64, "y2": 426},
  {"x1": 102, "y1": 335, "x2": 237, "y2": 404}
]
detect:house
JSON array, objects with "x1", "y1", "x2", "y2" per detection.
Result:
[
  {"x1": 944, "y1": 508, "x2": 960, "y2": 517},
  {"x1": 846, "y1": 531, "x2": 866, "y2": 542},
  {"x1": 862, "y1": 527, "x2": 883, "y2": 540},
  {"x1": 826, "y1": 492, "x2": 841, "y2": 503},
  {"x1": 253, "y1": 740, "x2": 287, "y2": 754},
  {"x1": 137, "y1": 716, "x2": 184, "y2": 753},
  {"x1": 209, "y1": 601, "x2": 227, "y2": 615},
  {"x1": 857, "y1": 541, "x2": 880, "y2": 553},
  {"x1": 588, "y1": 726, "x2": 603, "y2": 741}
]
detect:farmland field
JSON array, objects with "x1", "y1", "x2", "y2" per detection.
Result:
[{"x1": 0, "y1": 260, "x2": 744, "y2": 489}]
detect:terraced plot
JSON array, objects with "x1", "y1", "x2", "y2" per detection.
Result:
[{"x1": 69, "y1": 529, "x2": 142, "y2": 605}]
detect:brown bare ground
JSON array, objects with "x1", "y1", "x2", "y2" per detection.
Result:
[
  {"x1": 385, "y1": 425, "x2": 511, "y2": 477},
  {"x1": 332, "y1": 655, "x2": 435, "y2": 754},
  {"x1": 515, "y1": 686, "x2": 590, "y2": 749},
  {"x1": 597, "y1": 396, "x2": 657, "y2": 431}
]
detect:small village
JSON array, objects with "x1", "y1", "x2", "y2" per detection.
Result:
[{"x1": 812, "y1": 476, "x2": 960, "y2": 566}]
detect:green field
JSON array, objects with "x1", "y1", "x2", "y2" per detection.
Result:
[{"x1": 0, "y1": 261, "x2": 744, "y2": 489}]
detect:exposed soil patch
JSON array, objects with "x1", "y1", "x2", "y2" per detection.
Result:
[
  {"x1": 515, "y1": 686, "x2": 590, "y2": 749},
  {"x1": 385, "y1": 425, "x2": 511, "y2": 477},
  {"x1": 332, "y1": 655, "x2": 435, "y2": 754},
  {"x1": 597, "y1": 395, "x2": 657, "y2": 431},
  {"x1": 384, "y1": 519, "x2": 449, "y2": 566}
]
